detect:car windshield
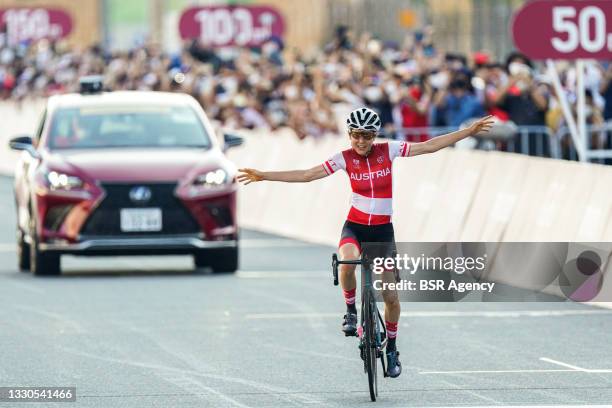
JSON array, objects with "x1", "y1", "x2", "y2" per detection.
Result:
[{"x1": 48, "y1": 105, "x2": 211, "y2": 149}]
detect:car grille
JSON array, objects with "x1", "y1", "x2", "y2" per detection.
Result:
[{"x1": 80, "y1": 183, "x2": 200, "y2": 236}]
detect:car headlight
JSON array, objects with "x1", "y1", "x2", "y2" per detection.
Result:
[
  {"x1": 47, "y1": 171, "x2": 84, "y2": 190},
  {"x1": 193, "y1": 169, "x2": 228, "y2": 188}
]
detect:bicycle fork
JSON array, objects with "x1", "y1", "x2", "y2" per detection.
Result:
[{"x1": 358, "y1": 302, "x2": 389, "y2": 376}]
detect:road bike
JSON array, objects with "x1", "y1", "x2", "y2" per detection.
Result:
[{"x1": 332, "y1": 253, "x2": 388, "y2": 402}]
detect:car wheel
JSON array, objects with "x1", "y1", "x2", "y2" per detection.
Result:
[
  {"x1": 16, "y1": 228, "x2": 31, "y2": 272},
  {"x1": 194, "y1": 247, "x2": 238, "y2": 274},
  {"x1": 29, "y1": 218, "x2": 60, "y2": 276}
]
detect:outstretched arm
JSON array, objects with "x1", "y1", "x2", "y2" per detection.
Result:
[
  {"x1": 409, "y1": 115, "x2": 494, "y2": 156},
  {"x1": 237, "y1": 164, "x2": 328, "y2": 185}
]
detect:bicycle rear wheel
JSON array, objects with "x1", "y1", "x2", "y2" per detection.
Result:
[{"x1": 363, "y1": 289, "x2": 378, "y2": 401}]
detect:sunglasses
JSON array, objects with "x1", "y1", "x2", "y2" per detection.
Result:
[{"x1": 349, "y1": 132, "x2": 376, "y2": 141}]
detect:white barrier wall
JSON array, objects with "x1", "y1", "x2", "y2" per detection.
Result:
[
  {"x1": 227, "y1": 129, "x2": 612, "y2": 246},
  {"x1": 1, "y1": 100, "x2": 611, "y2": 246}
]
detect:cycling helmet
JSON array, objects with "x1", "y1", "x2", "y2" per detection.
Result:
[{"x1": 346, "y1": 107, "x2": 381, "y2": 132}]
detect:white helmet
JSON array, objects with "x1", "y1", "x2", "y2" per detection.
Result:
[{"x1": 346, "y1": 107, "x2": 381, "y2": 132}]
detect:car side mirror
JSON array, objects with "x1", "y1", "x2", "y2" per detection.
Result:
[
  {"x1": 9, "y1": 135, "x2": 40, "y2": 159},
  {"x1": 223, "y1": 133, "x2": 244, "y2": 151}
]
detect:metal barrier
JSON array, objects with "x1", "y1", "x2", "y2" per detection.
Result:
[
  {"x1": 389, "y1": 125, "x2": 560, "y2": 159},
  {"x1": 556, "y1": 123, "x2": 612, "y2": 164},
  {"x1": 386, "y1": 127, "x2": 456, "y2": 142},
  {"x1": 390, "y1": 123, "x2": 612, "y2": 165}
]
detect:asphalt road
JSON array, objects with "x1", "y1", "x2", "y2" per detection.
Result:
[{"x1": 1, "y1": 175, "x2": 612, "y2": 408}]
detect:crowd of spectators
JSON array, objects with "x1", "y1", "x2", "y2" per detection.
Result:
[{"x1": 1, "y1": 26, "x2": 612, "y2": 144}]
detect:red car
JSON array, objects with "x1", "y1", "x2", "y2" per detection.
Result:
[{"x1": 10, "y1": 77, "x2": 242, "y2": 276}]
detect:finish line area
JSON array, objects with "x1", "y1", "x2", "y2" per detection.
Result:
[
  {"x1": 236, "y1": 242, "x2": 612, "y2": 407},
  {"x1": 2, "y1": 224, "x2": 612, "y2": 407}
]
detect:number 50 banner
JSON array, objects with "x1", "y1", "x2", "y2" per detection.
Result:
[
  {"x1": 512, "y1": 0, "x2": 612, "y2": 60},
  {"x1": 179, "y1": 5, "x2": 285, "y2": 48}
]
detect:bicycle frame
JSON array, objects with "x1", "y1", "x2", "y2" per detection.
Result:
[
  {"x1": 332, "y1": 254, "x2": 387, "y2": 341},
  {"x1": 361, "y1": 259, "x2": 388, "y2": 372},
  {"x1": 332, "y1": 253, "x2": 389, "y2": 401}
]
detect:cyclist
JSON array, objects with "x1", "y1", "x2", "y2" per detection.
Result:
[{"x1": 237, "y1": 108, "x2": 494, "y2": 378}]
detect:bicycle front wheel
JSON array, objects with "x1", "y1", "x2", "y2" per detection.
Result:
[{"x1": 363, "y1": 289, "x2": 378, "y2": 401}]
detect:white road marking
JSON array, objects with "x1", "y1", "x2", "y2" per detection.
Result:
[
  {"x1": 588, "y1": 302, "x2": 612, "y2": 310},
  {"x1": 0, "y1": 243, "x2": 15, "y2": 252},
  {"x1": 246, "y1": 312, "x2": 337, "y2": 319},
  {"x1": 420, "y1": 369, "x2": 581, "y2": 374},
  {"x1": 540, "y1": 357, "x2": 587, "y2": 372},
  {"x1": 4, "y1": 280, "x2": 45, "y2": 294},
  {"x1": 421, "y1": 358, "x2": 612, "y2": 375},
  {"x1": 237, "y1": 270, "x2": 328, "y2": 279},
  {"x1": 239, "y1": 239, "x2": 320, "y2": 248},
  {"x1": 58, "y1": 346, "x2": 322, "y2": 405},
  {"x1": 13, "y1": 304, "x2": 85, "y2": 333},
  {"x1": 246, "y1": 309, "x2": 612, "y2": 319},
  {"x1": 401, "y1": 310, "x2": 612, "y2": 318},
  {"x1": 438, "y1": 378, "x2": 500, "y2": 405},
  {"x1": 432, "y1": 406, "x2": 612, "y2": 408},
  {"x1": 160, "y1": 374, "x2": 250, "y2": 408},
  {"x1": 270, "y1": 345, "x2": 361, "y2": 363}
]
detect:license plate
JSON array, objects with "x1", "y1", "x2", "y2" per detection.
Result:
[{"x1": 120, "y1": 208, "x2": 162, "y2": 232}]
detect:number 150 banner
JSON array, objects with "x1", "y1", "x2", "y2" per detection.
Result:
[{"x1": 512, "y1": 0, "x2": 612, "y2": 60}]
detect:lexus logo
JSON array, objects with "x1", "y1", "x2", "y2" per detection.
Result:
[{"x1": 129, "y1": 186, "x2": 152, "y2": 203}]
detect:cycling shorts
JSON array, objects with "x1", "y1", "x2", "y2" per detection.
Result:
[{"x1": 339, "y1": 221, "x2": 396, "y2": 257}]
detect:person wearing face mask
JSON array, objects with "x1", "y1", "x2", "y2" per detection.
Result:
[
  {"x1": 495, "y1": 53, "x2": 549, "y2": 155},
  {"x1": 237, "y1": 108, "x2": 494, "y2": 379},
  {"x1": 363, "y1": 79, "x2": 393, "y2": 136},
  {"x1": 495, "y1": 59, "x2": 548, "y2": 126},
  {"x1": 398, "y1": 76, "x2": 432, "y2": 142},
  {"x1": 433, "y1": 75, "x2": 485, "y2": 127}
]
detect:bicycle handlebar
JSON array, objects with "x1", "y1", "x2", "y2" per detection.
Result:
[
  {"x1": 336, "y1": 260, "x2": 362, "y2": 265},
  {"x1": 332, "y1": 253, "x2": 366, "y2": 286}
]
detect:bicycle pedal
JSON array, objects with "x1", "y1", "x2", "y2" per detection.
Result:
[{"x1": 344, "y1": 331, "x2": 357, "y2": 337}]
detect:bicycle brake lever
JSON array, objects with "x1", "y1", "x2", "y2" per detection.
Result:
[{"x1": 332, "y1": 253, "x2": 339, "y2": 286}]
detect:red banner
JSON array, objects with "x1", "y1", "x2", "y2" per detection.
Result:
[
  {"x1": 179, "y1": 5, "x2": 285, "y2": 47},
  {"x1": 512, "y1": 0, "x2": 612, "y2": 60},
  {"x1": 0, "y1": 8, "x2": 73, "y2": 45}
]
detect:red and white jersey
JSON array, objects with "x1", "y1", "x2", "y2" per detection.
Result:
[{"x1": 322, "y1": 141, "x2": 411, "y2": 225}]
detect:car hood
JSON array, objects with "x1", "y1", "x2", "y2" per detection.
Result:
[{"x1": 45, "y1": 148, "x2": 227, "y2": 182}]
